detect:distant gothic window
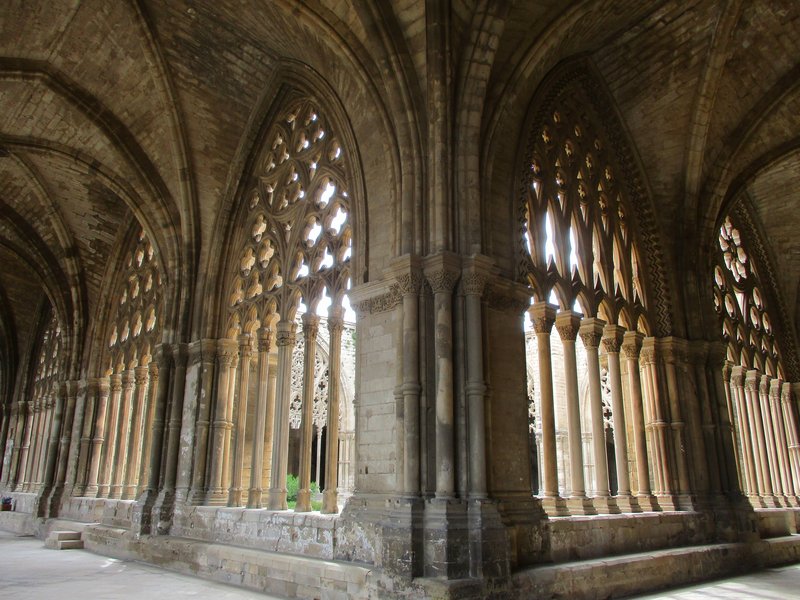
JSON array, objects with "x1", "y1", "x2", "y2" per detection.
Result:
[
  {"x1": 227, "y1": 98, "x2": 353, "y2": 328},
  {"x1": 105, "y1": 227, "x2": 164, "y2": 370},
  {"x1": 521, "y1": 104, "x2": 647, "y2": 328},
  {"x1": 714, "y1": 215, "x2": 782, "y2": 377}
]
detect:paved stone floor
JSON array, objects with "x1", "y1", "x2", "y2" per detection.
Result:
[
  {"x1": 630, "y1": 562, "x2": 800, "y2": 599},
  {"x1": 0, "y1": 530, "x2": 283, "y2": 599},
  {"x1": 2, "y1": 529, "x2": 800, "y2": 599}
]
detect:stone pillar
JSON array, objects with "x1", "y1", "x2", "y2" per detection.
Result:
[
  {"x1": 322, "y1": 308, "x2": 344, "y2": 513},
  {"x1": 206, "y1": 339, "x2": 238, "y2": 503},
  {"x1": 555, "y1": 311, "x2": 590, "y2": 513},
  {"x1": 296, "y1": 313, "x2": 320, "y2": 512},
  {"x1": 781, "y1": 383, "x2": 800, "y2": 497},
  {"x1": 580, "y1": 318, "x2": 617, "y2": 513},
  {"x1": 769, "y1": 379, "x2": 792, "y2": 502},
  {"x1": 154, "y1": 344, "x2": 187, "y2": 531},
  {"x1": 730, "y1": 367, "x2": 758, "y2": 499},
  {"x1": 528, "y1": 302, "x2": 565, "y2": 514},
  {"x1": 661, "y1": 343, "x2": 693, "y2": 504},
  {"x1": 603, "y1": 325, "x2": 636, "y2": 511},
  {"x1": 15, "y1": 401, "x2": 34, "y2": 491},
  {"x1": 248, "y1": 327, "x2": 273, "y2": 508},
  {"x1": 758, "y1": 375, "x2": 781, "y2": 504},
  {"x1": 463, "y1": 269, "x2": 488, "y2": 499},
  {"x1": 268, "y1": 320, "x2": 297, "y2": 510},
  {"x1": 228, "y1": 334, "x2": 252, "y2": 507},
  {"x1": 712, "y1": 356, "x2": 742, "y2": 497},
  {"x1": 397, "y1": 269, "x2": 423, "y2": 496},
  {"x1": 692, "y1": 345, "x2": 722, "y2": 498},
  {"x1": 221, "y1": 351, "x2": 239, "y2": 499},
  {"x1": 110, "y1": 370, "x2": 135, "y2": 499},
  {"x1": 123, "y1": 365, "x2": 150, "y2": 499},
  {"x1": 185, "y1": 339, "x2": 218, "y2": 504},
  {"x1": 622, "y1": 332, "x2": 656, "y2": 509},
  {"x1": 74, "y1": 379, "x2": 99, "y2": 496},
  {"x1": 745, "y1": 370, "x2": 772, "y2": 503},
  {"x1": 640, "y1": 340, "x2": 675, "y2": 508},
  {"x1": 85, "y1": 379, "x2": 111, "y2": 497},
  {"x1": 99, "y1": 373, "x2": 123, "y2": 498},
  {"x1": 424, "y1": 261, "x2": 460, "y2": 499},
  {"x1": 38, "y1": 382, "x2": 68, "y2": 513},
  {"x1": 137, "y1": 359, "x2": 161, "y2": 497}
]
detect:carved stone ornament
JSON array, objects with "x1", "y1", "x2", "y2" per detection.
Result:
[
  {"x1": 601, "y1": 336, "x2": 621, "y2": 354},
  {"x1": 461, "y1": 271, "x2": 488, "y2": 296},
  {"x1": 579, "y1": 329, "x2": 603, "y2": 349},
  {"x1": 357, "y1": 284, "x2": 402, "y2": 315},
  {"x1": 425, "y1": 268, "x2": 460, "y2": 294},
  {"x1": 555, "y1": 320, "x2": 579, "y2": 341},
  {"x1": 485, "y1": 285, "x2": 530, "y2": 314},
  {"x1": 396, "y1": 271, "x2": 424, "y2": 295}
]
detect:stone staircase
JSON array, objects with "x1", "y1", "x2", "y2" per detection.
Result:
[{"x1": 44, "y1": 530, "x2": 84, "y2": 550}]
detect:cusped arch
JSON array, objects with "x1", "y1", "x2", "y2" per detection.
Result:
[{"x1": 516, "y1": 59, "x2": 672, "y2": 333}]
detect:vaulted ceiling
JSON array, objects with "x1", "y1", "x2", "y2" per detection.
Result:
[{"x1": 0, "y1": 0, "x2": 798, "y2": 384}]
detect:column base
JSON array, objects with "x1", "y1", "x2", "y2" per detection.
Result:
[
  {"x1": 227, "y1": 487, "x2": 243, "y2": 508},
  {"x1": 321, "y1": 489, "x2": 338, "y2": 514},
  {"x1": 205, "y1": 489, "x2": 228, "y2": 506},
  {"x1": 152, "y1": 489, "x2": 177, "y2": 535},
  {"x1": 423, "y1": 497, "x2": 469, "y2": 579},
  {"x1": 539, "y1": 495, "x2": 569, "y2": 516},
  {"x1": 295, "y1": 489, "x2": 312, "y2": 512},
  {"x1": 566, "y1": 495, "x2": 597, "y2": 515},
  {"x1": 591, "y1": 495, "x2": 620, "y2": 514},
  {"x1": 122, "y1": 485, "x2": 138, "y2": 501},
  {"x1": 761, "y1": 494, "x2": 778, "y2": 508},
  {"x1": 108, "y1": 484, "x2": 123, "y2": 500},
  {"x1": 131, "y1": 488, "x2": 158, "y2": 535},
  {"x1": 613, "y1": 494, "x2": 641, "y2": 513},
  {"x1": 467, "y1": 498, "x2": 510, "y2": 579},
  {"x1": 636, "y1": 494, "x2": 661, "y2": 512},
  {"x1": 747, "y1": 493, "x2": 767, "y2": 509},
  {"x1": 268, "y1": 488, "x2": 288, "y2": 511},
  {"x1": 246, "y1": 488, "x2": 263, "y2": 509}
]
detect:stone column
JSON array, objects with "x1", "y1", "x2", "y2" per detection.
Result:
[
  {"x1": 221, "y1": 351, "x2": 239, "y2": 496},
  {"x1": 185, "y1": 339, "x2": 217, "y2": 504},
  {"x1": 713, "y1": 356, "x2": 742, "y2": 497},
  {"x1": 463, "y1": 269, "x2": 488, "y2": 499},
  {"x1": 228, "y1": 334, "x2": 252, "y2": 507},
  {"x1": 155, "y1": 344, "x2": 187, "y2": 527},
  {"x1": 661, "y1": 343, "x2": 692, "y2": 503},
  {"x1": 745, "y1": 370, "x2": 772, "y2": 503},
  {"x1": 74, "y1": 379, "x2": 99, "y2": 496},
  {"x1": 769, "y1": 379, "x2": 792, "y2": 502},
  {"x1": 322, "y1": 308, "x2": 344, "y2": 513},
  {"x1": 99, "y1": 373, "x2": 123, "y2": 498},
  {"x1": 692, "y1": 345, "x2": 722, "y2": 497},
  {"x1": 48, "y1": 381, "x2": 79, "y2": 508},
  {"x1": 40, "y1": 383, "x2": 68, "y2": 505},
  {"x1": 296, "y1": 314, "x2": 320, "y2": 512},
  {"x1": 123, "y1": 365, "x2": 150, "y2": 499},
  {"x1": 759, "y1": 375, "x2": 781, "y2": 504},
  {"x1": 398, "y1": 269, "x2": 423, "y2": 496},
  {"x1": 85, "y1": 379, "x2": 111, "y2": 497},
  {"x1": 528, "y1": 302, "x2": 565, "y2": 514},
  {"x1": 15, "y1": 401, "x2": 34, "y2": 491},
  {"x1": 603, "y1": 325, "x2": 636, "y2": 511},
  {"x1": 555, "y1": 311, "x2": 590, "y2": 513},
  {"x1": 730, "y1": 367, "x2": 757, "y2": 499},
  {"x1": 781, "y1": 383, "x2": 800, "y2": 497},
  {"x1": 110, "y1": 370, "x2": 136, "y2": 499},
  {"x1": 640, "y1": 340, "x2": 674, "y2": 508},
  {"x1": 206, "y1": 339, "x2": 238, "y2": 503},
  {"x1": 580, "y1": 318, "x2": 617, "y2": 513},
  {"x1": 424, "y1": 262, "x2": 460, "y2": 499},
  {"x1": 268, "y1": 320, "x2": 297, "y2": 510},
  {"x1": 622, "y1": 332, "x2": 656, "y2": 509},
  {"x1": 248, "y1": 327, "x2": 273, "y2": 508},
  {"x1": 137, "y1": 359, "x2": 161, "y2": 497}
]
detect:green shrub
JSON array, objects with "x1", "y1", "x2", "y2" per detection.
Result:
[{"x1": 286, "y1": 474, "x2": 299, "y2": 502}]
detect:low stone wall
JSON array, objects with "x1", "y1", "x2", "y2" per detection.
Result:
[
  {"x1": 546, "y1": 511, "x2": 714, "y2": 563},
  {"x1": 171, "y1": 505, "x2": 339, "y2": 559}
]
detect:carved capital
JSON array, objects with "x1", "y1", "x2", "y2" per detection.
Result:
[
  {"x1": 257, "y1": 327, "x2": 273, "y2": 353},
  {"x1": 216, "y1": 339, "x2": 239, "y2": 367},
  {"x1": 721, "y1": 361, "x2": 733, "y2": 383},
  {"x1": 601, "y1": 324, "x2": 625, "y2": 353},
  {"x1": 579, "y1": 318, "x2": 605, "y2": 349},
  {"x1": 622, "y1": 331, "x2": 644, "y2": 360},
  {"x1": 769, "y1": 378, "x2": 782, "y2": 400},
  {"x1": 461, "y1": 271, "x2": 488, "y2": 296},
  {"x1": 744, "y1": 370, "x2": 760, "y2": 393},
  {"x1": 425, "y1": 268, "x2": 459, "y2": 294},
  {"x1": 302, "y1": 313, "x2": 320, "y2": 341},
  {"x1": 396, "y1": 271, "x2": 424, "y2": 295},
  {"x1": 554, "y1": 311, "x2": 581, "y2": 341},
  {"x1": 121, "y1": 370, "x2": 136, "y2": 389},
  {"x1": 730, "y1": 366, "x2": 745, "y2": 388},
  {"x1": 134, "y1": 365, "x2": 149, "y2": 387},
  {"x1": 528, "y1": 302, "x2": 556, "y2": 334},
  {"x1": 148, "y1": 360, "x2": 160, "y2": 382},
  {"x1": 276, "y1": 322, "x2": 297, "y2": 347},
  {"x1": 781, "y1": 382, "x2": 793, "y2": 403}
]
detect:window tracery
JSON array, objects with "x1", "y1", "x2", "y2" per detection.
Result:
[{"x1": 714, "y1": 215, "x2": 782, "y2": 377}]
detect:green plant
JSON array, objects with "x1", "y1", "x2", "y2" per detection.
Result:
[{"x1": 286, "y1": 474, "x2": 299, "y2": 502}]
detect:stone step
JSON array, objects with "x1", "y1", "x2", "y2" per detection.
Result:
[
  {"x1": 512, "y1": 535, "x2": 800, "y2": 599},
  {"x1": 44, "y1": 530, "x2": 83, "y2": 550},
  {"x1": 81, "y1": 523, "x2": 373, "y2": 599}
]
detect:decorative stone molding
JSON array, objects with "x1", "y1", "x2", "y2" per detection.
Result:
[
  {"x1": 579, "y1": 318, "x2": 606, "y2": 349},
  {"x1": 601, "y1": 325, "x2": 625, "y2": 353},
  {"x1": 622, "y1": 331, "x2": 644, "y2": 359},
  {"x1": 461, "y1": 271, "x2": 488, "y2": 296},
  {"x1": 555, "y1": 311, "x2": 581, "y2": 341},
  {"x1": 528, "y1": 302, "x2": 556, "y2": 334}
]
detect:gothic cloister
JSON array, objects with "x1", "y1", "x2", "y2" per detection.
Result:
[{"x1": 1, "y1": 1, "x2": 800, "y2": 598}]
